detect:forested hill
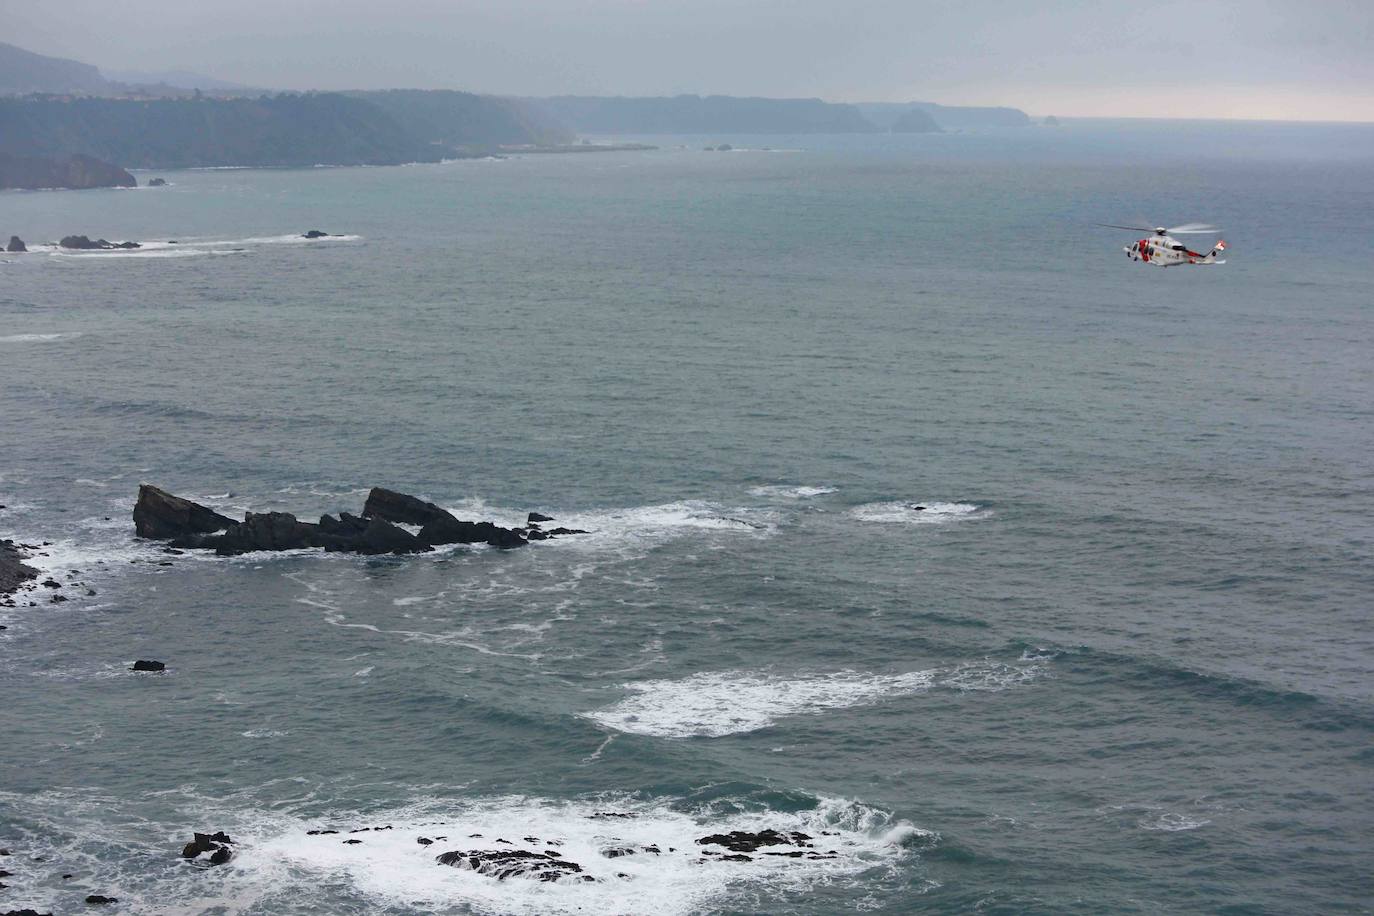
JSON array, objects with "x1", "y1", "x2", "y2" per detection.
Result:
[
  {"x1": 526, "y1": 95, "x2": 880, "y2": 134},
  {"x1": 0, "y1": 94, "x2": 439, "y2": 169},
  {"x1": 349, "y1": 90, "x2": 571, "y2": 147},
  {"x1": 0, "y1": 92, "x2": 566, "y2": 170},
  {"x1": 857, "y1": 101, "x2": 1032, "y2": 130},
  {"x1": 0, "y1": 41, "x2": 110, "y2": 95}
]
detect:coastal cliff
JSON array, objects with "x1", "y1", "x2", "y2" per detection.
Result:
[{"x1": 0, "y1": 151, "x2": 135, "y2": 189}]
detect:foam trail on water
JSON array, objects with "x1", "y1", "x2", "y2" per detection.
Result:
[
  {"x1": 585, "y1": 669, "x2": 937, "y2": 737},
  {"x1": 587, "y1": 659, "x2": 1050, "y2": 737},
  {"x1": 0, "y1": 332, "x2": 81, "y2": 343},
  {"x1": 748, "y1": 485, "x2": 838, "y2": 499},
  {"x1": 849, "y1": 501, "x2": 986, "y2": 525}
]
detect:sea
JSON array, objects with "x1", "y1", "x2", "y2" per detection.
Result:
[{"x1": 1, "y1": 118, "x2": 1372, "y2": 914}]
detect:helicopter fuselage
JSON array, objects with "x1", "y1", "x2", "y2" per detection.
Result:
[{"x1": 1124, "y1": 233, "x2": 1227, "y2": 266}]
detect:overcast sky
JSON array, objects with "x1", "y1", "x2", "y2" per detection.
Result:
[{"x1": 4, "y1": 0, "x2": 1372, "y2": 121}]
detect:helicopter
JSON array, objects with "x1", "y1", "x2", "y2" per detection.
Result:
[{"x1": 1099, "y1": 223, "x2": 1228, "y2": 266}]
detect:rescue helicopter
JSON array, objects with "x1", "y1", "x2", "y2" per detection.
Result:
[{"x1": 1099, "y1": 223, "x2": 1228, "y2": 266}]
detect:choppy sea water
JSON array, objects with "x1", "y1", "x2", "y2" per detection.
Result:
[{"x1": 2, "y1": 120, "x2": 1372, "y2": 914}]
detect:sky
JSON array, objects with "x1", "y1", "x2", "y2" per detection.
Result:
[{"x1": 3, "y1": 0, "x2": 1372, "y2": 121}]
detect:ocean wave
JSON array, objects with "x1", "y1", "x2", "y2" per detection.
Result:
[
  {"x1": 0, "y1": 332, "x2": 81, "y2": 343},
  {"x1": 848, "y1": 501, "x2": 986, "y2": 525},
  {"x1": 747, "y1": 484, "x2": 838, "y2": 499},
  {"x1": 585, "y1": 659, "x2": 1048, "y2": 737}
]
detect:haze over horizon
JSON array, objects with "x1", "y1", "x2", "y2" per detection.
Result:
[{"x1": 3, "y1": 0, "x2": 1371, "y2": 122}]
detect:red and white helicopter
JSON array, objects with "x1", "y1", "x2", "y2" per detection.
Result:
[{"x1": 1100, "y1": 223, "x2": 1228, "y2": 266}]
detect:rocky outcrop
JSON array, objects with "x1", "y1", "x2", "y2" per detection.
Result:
[
  {"x1": 436, "y1": 849, "x2": 591, "y2": 883},
  {"x1": 133, "y1": 485, "x2": 236, "y2": 539},
  {"x1": 1, "y1": 539, "x2": 39, "y2": 600},
  {"x1": 130, "y1": 659, "x2": 166, "y2": 672},
  {"x1": 362, "y1": 487, "x2": 449, "y2": 526},
  {"x1": 133, "y1": 485, "x2": 585, "y2": 557},
  {"x1": 58, "y1": 235, "x2": 141, "y2": 250},
  {"x1": 180, "y1": 831, "x2": 233, "y2": 866},
  {"x1": 0, "y1": 152, "x2": 136, "y2": 190},
  {"x1": 697, "y1": 829, "x2": 813, "y2": 853},
  {"x1": 147, "y1": 177, "x2": 168, "y2": 186},
  {"x1": 5, "y1": 236, "x2": 24, "y2": 252},
  {"x1": 301, "y1": 229, "x2": 332, "y2": 239}
]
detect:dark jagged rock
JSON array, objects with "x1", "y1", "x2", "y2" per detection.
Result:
[
  {"x1": 85, "y1": 895, "x2": 117, "y2": 904},
  {"x1": 418, "y1": 514, "x2": 526, "y2": 550},
  {"x1": 1, "y1": 539, "x2": 39, "y2": 599},
  {"x1": 180, "y1": 830, "x2": 234, "y2": 865},
  {"x1": 544, "y1": 527, "x2": 589, "y2": 537},
  {"x1": 133, "y1": 485, "x2": 235, "y2": 539},
  {"x1": 306, "y1": 829, "x2": 338, "y2": 835},
  {"x1": 696, "y1": 829, "x2": 812, "y2": 853},
  {"x1": 302, "y1": 230, "x2": 332, "y2": 239},
  {"x1": 133, "y1": 486, "x2": 572, "y2": 557},
  {"x1": 361, "y1": 487, "x2": 449, "y2": 526},
  {"x1": 6, "y1": 236, "x2": 25, "y2": 252},
  {"x1": 356, "y1": 518, "x2": 432, "y2": 555},
  {"x1": 147, "y1": 177, "x2": 168, "y2": 186},
  {"x1": 527, "y1": 512, "x2": 554, "y2": 524},
  {"x1": 214, "y1": 511, "x2": 319, "y2": 555},
  {"x1": 5, "y1": 910, "x2": 55, "y2": 916},
  {"x1": 343, "y1": 839, "x2": 363, "y2": 845},
  {"x1": 436, "y1": 849, "x2": 587, "y2": 882},
  {"x1": 58, "y1": 235, "x2": 141, "y2": 250},
  {"x1": 131, "y1": 659, "x2": 165, "y2": 672},
  {"x1": 416, "y1": 837, "x2": 433, "y2": 845},
  {"x1": 319, "y1": 512, "x2": 368, "y2": 537}
]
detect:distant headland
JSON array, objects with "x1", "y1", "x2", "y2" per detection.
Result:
[{"x1": 0, "y1": 40, "x2": 1034, "y2": 188}]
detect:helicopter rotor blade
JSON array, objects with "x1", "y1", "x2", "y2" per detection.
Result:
[
  {"x1": 1096, "y1": 223, "x2": 1153, "y2": 232},
  {"x1": 1166, "y1": 223, "x2": 1220, "y2": 234}
]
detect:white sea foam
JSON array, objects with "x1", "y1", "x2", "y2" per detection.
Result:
[
  {"x1": 238, "y1": 794, "x2": 923, "y2": 916},
  {"x1": 587, "y1": 660, "x2": 1049, "y2": 737},
  {"x1": 444, "y1": 498, "x2": 779, "y2": 556},
  {"x1": 748, "y1": 484, "x2": 838, "y2": 499},
  {"x1": 0, "y1": 332, "x2": 80, "y2": 343},
  {"x1": 1140, "y1": 812, "x2": 1210, "y2": 832},
  {"x1": 848, "y1": 501, "x2": 986, "y2": 525},
  {"x1": 585, "y1": 669, "x2": 937, "y2": 737}
]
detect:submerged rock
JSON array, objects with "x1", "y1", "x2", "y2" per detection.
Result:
[
  {"x1": 131, "y1": 659, "x2": 165, "y2": 672},
  {"x1": 147, "y1": 177, "x2": 168, "y2": 187},
  {"x1": 696, "y1": 829, "x2": 812, "y2": 853},
  {"x1": 301, "y1": 229, "x2": 332, "y2": 239},
  {"x1": 436, "y1": 849, "x2": 590, "y2": 883},
  {"x1": 84, "y1": 895, "x2": 117, "y2": 905}
]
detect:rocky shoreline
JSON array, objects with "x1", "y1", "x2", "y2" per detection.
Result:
[
  {"x1": 133, "y1": 484, "x2": 586, "y2": 556},
  {"x1": 0, "y1": 539, "x2": 39, "y2": 605}
]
